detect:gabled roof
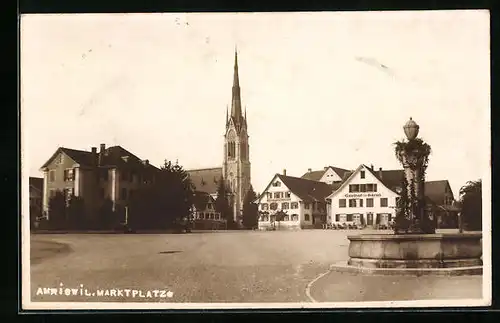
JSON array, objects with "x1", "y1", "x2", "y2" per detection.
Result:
[
  {"x1": 40, "y1": 146, "x2": 160, "y2": 172},
  {"x1": 192, "y1": 191, "x2": 216, "y2": 210},
  {"x1": 29, "y1": 177, "x2": 43, "y2": 192},
  {"x1": 425, "y1": 180, "x2": 453, "y2": 204},
  {"x1": 300, "y1": 166, "x2": 352, "y2": 182},
  {"x1": 276, "y1": 174, "x2": 334, "y2": 203},
  {"x1": 364, "y1": 166, "x2": 404, "y2": 193},
  {"x1": 186, "y1": 167, "x2": 223, "y2": 194},
  {"x1": 301, "y1": 170, "x2": 325, "y2": 181}
]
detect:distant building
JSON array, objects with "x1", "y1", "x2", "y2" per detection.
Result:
[
  {"x1": 39, "y1": 144, "x2": 160, "y2": 220},
  {"x1": 255, "y1": 169, "x2": 333, "y2": 230},
  {"x1": 29, "y1": 177, "x2": 43, "y2": 227},
  {"x1": 300, "y1": 166, "x2": 352, "y2": 184}
]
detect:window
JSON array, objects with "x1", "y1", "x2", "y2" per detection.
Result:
[
  {"x1": 208, "y1": 203, "x2": 213, "y2": 210},
  {"x1": 285, "y1": 191, "x2": 291, "y2": 198},
  {"x1": 284, "y1": 215, "x2": 290, "y2": 221},
  {"x1": 380, "y1": 198, "x2": 388, "y2": 207},
  {"x1": 366, "y1": 198, "x2": 374, "y2": 207},
  {"x1": 374, "y1": 184, "x2": 378, "y2": 192},
  {"x1": 272, "y1": 181, "x2": 281, "y2": 187},
  {"x1": 360, "y1": 184, "x2": 366, "y2": 192},
  {"x1": 270, "y1": 203, "x2": 278, "y2": 210},
  {"x1": 291, "y1": 202, "x2": 299, "y2": 209},
  {"x1": 349, "y1": 184, "x2": 360, "y2": 192},
  {"x1": 210, "y1": 214, "x2": 215, "y2": 220},
  {"x1": 305, "y1": 214, "x2": 310, "y2": 221},
  {"x1": 335, "y1": 214, "x2": 340, "y2": 222},
  {"x1": 360, "y1": 171, "x2": 365, "y2": 179},
  {"x1": 349, "y1": 199, "x2": 357, "y2": 207},
  {"x1": 304, "y1": 203, "x2": 310, "y2": 209},
  {"x1": 282, "y1": 202, "x2": 289, "y2": 209},
  {"x1": 261, "y1": 203, "x2": 269, "y2": 210},
  {"x1": 49, "y1": 170, "x2": 56, "y2": 182},
  {"x1": 266, "y1": 192, "x2": 272, "y2": 199},
  {"x1": 274, "y1": 192, "x2": 281, "y2": 199},
  {"x1": 359, "y1": 199, "x2": 364, "y2": 207},
  {"x1": 121, "y1": 188, "x2": 128, "y2": 200},
  {"x1": 339, "y1": 199, "x2": 346, "y2": 208},
  {"x1": 346, "y1": 214, "x2": 353, "y2": 222},
  {"x1": 64, "y1": 169, "x2": 74, "y2": 181},
  {"x1": 292, "y1": 214, "x2": 299, "y2": 221}
]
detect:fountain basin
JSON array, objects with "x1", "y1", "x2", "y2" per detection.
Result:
[{"x1": 346, "y1": 233, "x2": 482, "y2": 269}]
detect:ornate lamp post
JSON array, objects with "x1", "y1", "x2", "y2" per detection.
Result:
[{"x1": 394, "y1": 117, "x2": 434, "y2": 234}]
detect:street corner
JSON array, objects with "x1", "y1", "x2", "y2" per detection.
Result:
[{"x1": 305, "y1": 267, "x2": 483, "y2": 303}]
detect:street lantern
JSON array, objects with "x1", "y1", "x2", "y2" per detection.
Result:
[{"x1": 403, "y1": 117, "x2": 420, "y2": 141}]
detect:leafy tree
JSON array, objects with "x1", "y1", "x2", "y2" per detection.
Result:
[
  {"x1": 128, "y1": 159, "x2": 195, "y2": 230},
  {"x1": 459, "y1": 179, "x2": 482, "y2": 231},
  {"x1": 48, "y1": 190, "x2": 66, "y2": 230},
  {"x1": 97, "y1": 198, "x2": 116, "y2": 230},
  {"x1": 160, "y1": 160, "x2": 195, "y2": 226},
  {"x1": 242, "y1": 186, "x2": 259, "y2": 229},
  {"x1": 215, "y1": 177, "x2": 233, "y2": 227},
  {"x1": 67, "y1": 195, "x2": 85, "y2": 230}
]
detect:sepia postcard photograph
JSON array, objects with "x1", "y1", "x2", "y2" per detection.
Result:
[{"x1": 20, "y1": 10, "x2": 491, "y2": 310}]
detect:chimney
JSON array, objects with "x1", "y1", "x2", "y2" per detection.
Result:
[
  {"x1": 370, "y1": 164, "x2": 374, "y2": 170},
  {"x1": 91, "y1": 147, "x2": 97, "y2": 166},
  {"x1": 324, "y1": 166, "x2": 328, "y2": 171},
  {"x1": 283, "y1": 169, "x2": 287, "y2": 176},
  {"x1": 98, "y1": 144, "x2": 106, "y2": 165},
  {"x1": 142, "y1": 159, "x2": 149, "y2": 166},
  {"x1": 378, "y1": 167, "x2": 383, "y2": 179},
  {"x1": 308, "y1": 168, "x2": 312, "y2": 173}
]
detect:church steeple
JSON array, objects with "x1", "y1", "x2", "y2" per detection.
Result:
[{"x1": 231, "y1": 48, "x2": 243, "y2": 122}]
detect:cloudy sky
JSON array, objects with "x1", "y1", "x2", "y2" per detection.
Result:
[{"x1": 21, "y1": 10, "x2": 490, "y2": 197}]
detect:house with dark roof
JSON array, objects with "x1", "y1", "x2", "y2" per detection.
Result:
[
  {"x1": 325, "y1": 164, "x2": 458, "y2": 228},
  {"x1": 300, "y1": 166, "x2": 352, "y2": 184},
  {"x1": 190, "y1": 191, "x2": 226, "y2": 229},
  {"x1": 254, "y1": 169, "x2": 334, "y2": 230},
  {"x1": 39, "y1": 144, "x2": 160, "y2": 221}
]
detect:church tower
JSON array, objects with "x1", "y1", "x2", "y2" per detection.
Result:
[{"x1": 223, "y1": 49, "x2": 251, "y2": 225}]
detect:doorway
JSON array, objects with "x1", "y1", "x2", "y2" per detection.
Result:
[{"x1": 366, "y1": 213, "x2": 374, "y2": 226}]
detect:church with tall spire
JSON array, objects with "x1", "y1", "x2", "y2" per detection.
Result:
[{"x1": 186, "y1": 48, "x2": 252, "y2": 226}]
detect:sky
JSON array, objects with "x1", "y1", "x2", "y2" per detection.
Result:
[{"x1": 21, "y1": 10, "x2": 490, "y2": 198}]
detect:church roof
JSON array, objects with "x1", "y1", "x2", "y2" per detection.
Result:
[{"x1": 186, "y1": 167, "x2": 223, "y2": 194}]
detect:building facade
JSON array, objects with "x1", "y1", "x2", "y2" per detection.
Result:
[
  {"x1": 326, "y1": 165, "x2": 400, "y2": 228},
  {"x1": 40, "y1": 144, "x2": 159, "y2": 220},
  {"x1": 255, "y1": 170, "x2": 332, "y2": 230}
]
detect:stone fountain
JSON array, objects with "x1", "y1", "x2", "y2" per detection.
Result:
[{"x1": 332, "y1": 118, "x2": 482, "y2": 276}]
